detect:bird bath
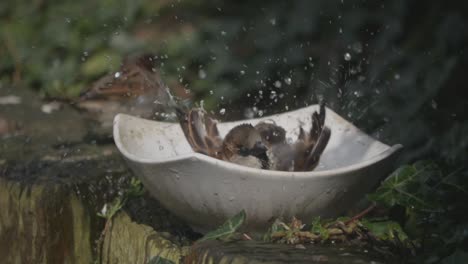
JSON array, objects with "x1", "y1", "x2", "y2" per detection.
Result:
[{"x1": 113, "y1": 105, "x2": 402, "y2": 233}]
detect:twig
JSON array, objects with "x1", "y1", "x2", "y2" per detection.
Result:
[
  {"x1": 242, "y1": 233, "x2": 252, "y2": 241},
  {"x1": 345, "y1": 202, "x2": 377, "y2": 225}
]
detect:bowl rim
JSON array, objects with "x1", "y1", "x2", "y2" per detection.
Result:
[{"x1": 113, "y1": 113, "x2": 403, "y2": 179}]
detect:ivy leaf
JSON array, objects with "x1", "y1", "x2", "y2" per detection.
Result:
[
  {"x1": 199, "y1": 210, "x2": 246, "y2": 241},
  {"x1": 361, "y1": 219, "x2": 409, "y2": 242},
  {"x1": 367, "y1": 161, "x2": 440, "y2": 210}
]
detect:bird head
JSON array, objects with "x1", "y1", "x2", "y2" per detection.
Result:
[
  {"x1": 223, "y1": 124, "x2": 268, "y2": 160},
  {"x1": 254, "y1": 121, "x2": 286, "y2": 146}
]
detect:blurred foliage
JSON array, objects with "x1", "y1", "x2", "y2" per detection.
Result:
[
  {"x1": 1, "y1": 0, "x2": 467, "y2": 262},
  {"x1": 368, "y1": 161, "x2": 468, "y2": 263},
  {"x1": 1, "y1": 0, "x2": 467, "y2": 163}
]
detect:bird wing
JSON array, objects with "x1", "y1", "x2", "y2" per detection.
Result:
[
  {"x1": 176, "y1": 108, "x2": 223, "y2": 158},
  {"x1": 294, "y1": 103, "x2": 331, "y2": 171}
]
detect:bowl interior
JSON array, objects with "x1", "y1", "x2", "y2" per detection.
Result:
[{"x1": 115, "y1": 105, "x2": 391, "y2": 171}]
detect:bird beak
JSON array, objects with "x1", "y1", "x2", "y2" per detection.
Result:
[{"x1": 250, "y1": 141, "x2": 267, "y2": 156}]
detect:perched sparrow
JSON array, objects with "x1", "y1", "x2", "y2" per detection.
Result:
[
  {"x1": 77, "y1": 54, "x2": 190, "y2": 128},
  {"x1": 176, "y1": 104, "x2": 331, "y2": 171},
  {"x1": 176, "y1": 108, "x2": 269, "y2": 169}
]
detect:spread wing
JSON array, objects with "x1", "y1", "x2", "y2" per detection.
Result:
[
  {"x1": 294, "y1": 103, "x2": 331, "y2": 171},
  {"x1": 176, "y1": 108, "x2": 223, "y2": 158}
]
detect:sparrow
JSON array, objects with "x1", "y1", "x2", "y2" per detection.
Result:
[
  {"x1": 176, "y1": 108, "x2": 269, "y2": 169},
  {"x1": 254, "y1": 103, "x2": 331, "y2": 171},
  {"x1": 76, "y1": 54, "x2": 191, "y2": 129},
  {"x1": 176, "y1": 103, "x2": 331, "y2": 171}
]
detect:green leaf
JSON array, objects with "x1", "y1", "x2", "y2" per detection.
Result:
[
  {"x1": 367, "y1": 162, "x2": 439, "y2": 210},
  {"x1": 310, "y1": 217, "x2": 329, "y2": 240},
  {"x1": 199, "y1": 210, "x2": 246, "y2": 241},
  {"x1": 97, "y1": 197, "x2": 124, "y2": 219},
  {"x1": 263, "y1": 219, "x2": 287, "y2": 242},
  {"x1": 361, "y1": 219, "x2": 409, "y2": 242},
  {"x1": 127, "y1": 177, "x2": 145, "y2": 197}
]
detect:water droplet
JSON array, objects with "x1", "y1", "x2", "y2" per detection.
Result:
[
  {"x1": 284, "y1": 77, "x2": 292, "y2": 85},
  {"x1": 269, "y1": 91, "x2": 277, "y2": 99},
  {"x1": 114, "y1": 72, "x2": 121, "y2": 78},
  {"x1": 209, "y1": 90, "x2": 214, "y2": 95},
  {"x1": 352, "y1": 42, "x2": 363, "y2": 53},
  {"x1": 198, "y1": 69, "x2": 207, "y2": 79},
  {"x1": 344, "y1": 53, "x2": 352, "y2": 61},
  {"x1": 219, "y1": 108, "x2": 226, "y2": 115},
  {"x1": 269, "y1": 18, "x2": 276, "y2": 25},
  {"x1": 258, "y1": 110, "x2": 264, "y2": 117},
  {"x1": 240, "y1": 70, "x2": 245, "y2": 75},
  {"x1": 244, "y1": 108, "x2": 254, "y2": 119},
  {"x1": 274, "y1": 80, "x2": 282, "y2": 88},
  {"x1": 431, "y1": 100, "x2": 438, "y2": 109},
  {"x1": 221, "y1": 31, "x2": 227, "y2": 36},
  {"x1": 394, "y1": 73, "x2": 400, "y2": 80}
]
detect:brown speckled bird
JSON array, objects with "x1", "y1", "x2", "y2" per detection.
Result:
[
  {"x1": 176, "y1": 104, "x2": 330, "y2": 171},
  {"x1": 77, "y1": 54, "x2": 190, "y2": 129},
  {"x1": 255, "y1": 103, "x2": 331, "y2": 171},
  {"x1": 176, "y1": 108, "x2": 269, "y2": 169}
]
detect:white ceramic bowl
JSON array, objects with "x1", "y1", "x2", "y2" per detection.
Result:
[{"x1": 113, "y1": 105, "x2": 402, "y2": 233}]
